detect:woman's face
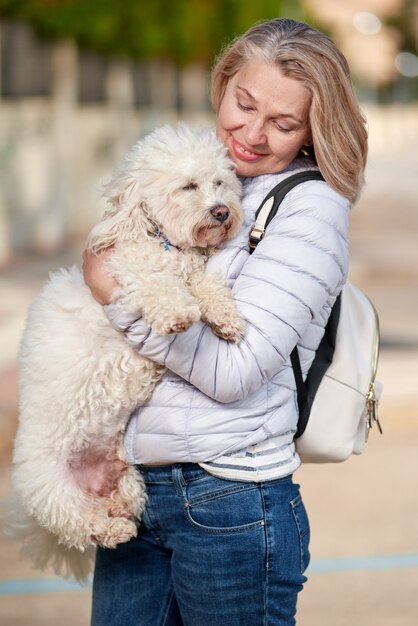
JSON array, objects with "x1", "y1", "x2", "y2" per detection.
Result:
[{"x1": 216, "y1": 59, "x2": 312, "y2": 177}]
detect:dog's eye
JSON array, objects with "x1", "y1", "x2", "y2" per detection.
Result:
[
  {"x1": 182, "y1": 182, "x2": 199, "y2": 191},
  {"x1": 215, "y1": 180, "x2": 223, "y2": 187}
]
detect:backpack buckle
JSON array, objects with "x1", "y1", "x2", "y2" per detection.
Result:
[{"x1": 249, "y1": 227, "x2": 265, "y2": 250}]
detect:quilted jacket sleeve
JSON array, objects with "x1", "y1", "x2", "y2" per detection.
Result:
[{"x1": 105, "y1": 180, "x2": 349, "y2": 403}]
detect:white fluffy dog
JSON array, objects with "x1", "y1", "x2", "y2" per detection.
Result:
[{"x1": 11, "y1": 123, "x2": 244, "y2": 580}]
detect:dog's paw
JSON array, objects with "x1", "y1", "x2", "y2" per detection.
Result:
[
  {"x1": 210, "y1": 315, "x2": 246, "y2": 343},
  {"x1": 151, "y1": 307, "x2": 200, "y2": 335},
  {"x1": 94, "y1": 518, "x2": 137, "y2": 549}
]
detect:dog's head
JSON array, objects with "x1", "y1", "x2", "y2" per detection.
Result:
[{"x1": 87, "y1": 123, "x2": 243, "y2": 252}]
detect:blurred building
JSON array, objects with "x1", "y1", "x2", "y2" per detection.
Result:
[
  {"x1": 304, "y1": 0, "x2": 418, "y2": 94},
  {"x1": 0, "y1": 4, "x2": 417, "y2": 264},
  {"x1": 0, "y1": 20, "x2": 211, "y2": 263}
]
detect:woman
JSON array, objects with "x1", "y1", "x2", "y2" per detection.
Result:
[{"x1": 85, "y1": 18, "x2": 367, "y2": 626}]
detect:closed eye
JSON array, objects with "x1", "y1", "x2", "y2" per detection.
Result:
[
  {"x1": 182, "y1": 182, "x2": 199, "y2": 191},
  {"x1": 237, "y1": 101, "x2": 254, "y2": 112}
]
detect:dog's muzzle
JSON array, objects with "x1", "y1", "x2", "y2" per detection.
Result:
[{"x1": 210, "y1": 205, "x2": 230, "y2": 223}]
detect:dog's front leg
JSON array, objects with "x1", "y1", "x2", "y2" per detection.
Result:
[
  {"x1": 188, "y1": 274, "x2": 245, "y2": 343},
  {"x1": 124, "y1": 273, "x2": 201, "y2": 335}
]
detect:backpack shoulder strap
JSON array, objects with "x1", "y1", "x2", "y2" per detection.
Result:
[
  {"x1": 247, "y1": 169, "x2": 326, "y2": 429},
  {"x1": 249, "y1": 170, "x2": 324, "y2": 252}
]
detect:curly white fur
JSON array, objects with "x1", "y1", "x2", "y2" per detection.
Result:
[{"x1": 10, "y1": 123, "x2": 244, "y2": 581}]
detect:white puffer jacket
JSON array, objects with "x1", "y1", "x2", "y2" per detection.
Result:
[{"x1": 105, "y1": 160, "x2": 350, "y2": 478}]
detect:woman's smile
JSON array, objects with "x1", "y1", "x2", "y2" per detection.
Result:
[{"x1": 231, "y1": 137, "x2": 267, "y2": 162}]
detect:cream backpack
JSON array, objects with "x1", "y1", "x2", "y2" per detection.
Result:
[{"x1": 249, "y1": 171, "x2": 383, "y2": 463}]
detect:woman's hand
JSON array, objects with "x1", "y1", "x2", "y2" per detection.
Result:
[{"x1": 82, "y1": 248, "x2": 119, "y2": 305}]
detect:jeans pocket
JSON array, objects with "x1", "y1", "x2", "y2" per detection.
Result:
[
  {"x1": 290, "y1": 494, "x2": 311, "y2": 573},
  {"x1": 184, "y1": 478, "x2": 265, "y2": 534}
]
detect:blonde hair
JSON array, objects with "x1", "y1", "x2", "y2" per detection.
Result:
[{"x1": 211, "y1": 18, "x2": 368, "y2": 203}]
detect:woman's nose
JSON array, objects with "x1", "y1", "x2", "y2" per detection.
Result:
[{"x1": 244, "y1": 118, "x2": 266, "y2": 145}]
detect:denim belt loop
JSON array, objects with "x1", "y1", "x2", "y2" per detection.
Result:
[{"x1": 172, "y1": 464, "x2": 187, "y2": 497}]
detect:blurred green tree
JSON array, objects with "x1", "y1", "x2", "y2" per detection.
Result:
[
  {"x1": 385, "y1": 0, "x2": 418, "y2": 54},
  {"x1": 0, "y1": 0, "x2": 308, "y2": 64}
]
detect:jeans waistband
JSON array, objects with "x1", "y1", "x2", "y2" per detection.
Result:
[{"x1": 136, "y1": 463, "x2": 205, "y2": 484}]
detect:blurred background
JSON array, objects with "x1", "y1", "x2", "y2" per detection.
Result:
[{"x1": 0, "y1": 1, "x2": 417, "y2": 625}]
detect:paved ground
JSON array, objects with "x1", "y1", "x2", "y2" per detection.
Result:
[{"x1": 0, "y1": 155, "x2": 417, "y2": 625}]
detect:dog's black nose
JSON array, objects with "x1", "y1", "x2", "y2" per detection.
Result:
[{"x1": 210, "y1": 205, "x2": 230, "y2": 223}]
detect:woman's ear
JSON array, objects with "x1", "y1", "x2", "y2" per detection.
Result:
[{"x1": 300, "y1": 137, "x2": 314, "y2": 159}]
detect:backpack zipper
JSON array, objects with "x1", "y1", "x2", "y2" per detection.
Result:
[{"x1": 365, "y1": 298, "x2": 383, "y2": 438}]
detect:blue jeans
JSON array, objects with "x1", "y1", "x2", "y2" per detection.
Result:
[{"x1": 91, "y1": 464, "x2": 310, "y2": 626}]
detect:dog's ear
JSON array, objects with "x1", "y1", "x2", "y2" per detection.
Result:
[
  {"x1": 86, "y1": 201, "x2": 155, "y2": 254},
  {"x1": 101, "y1": 171, "x2": 143, "y2": 211},
  {"x1": 86, "y1": 160, "x2": 156, "y2": 253}
]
